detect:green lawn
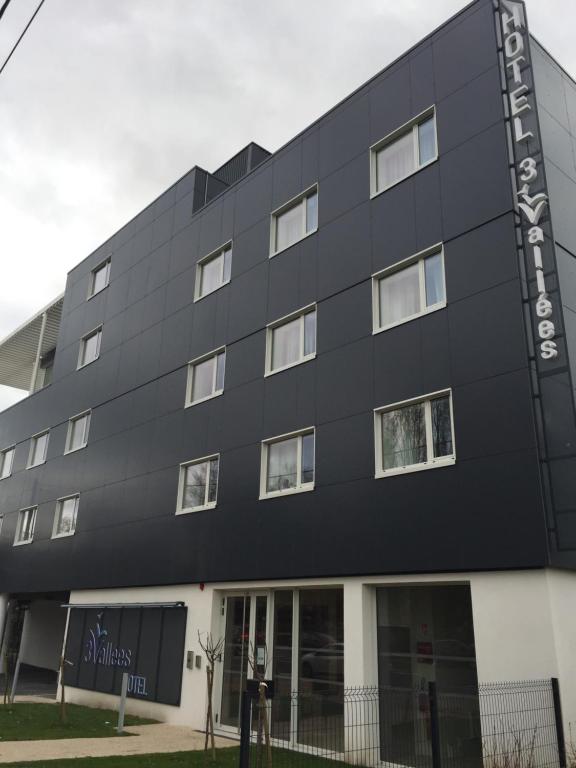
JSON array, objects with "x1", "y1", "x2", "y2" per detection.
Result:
[
  {"x1": 3, "y1": 746, "x2": 346, "y2": 768},
  {"x1": 0, "y1": 702, "x2": 155, "y2": 741}
]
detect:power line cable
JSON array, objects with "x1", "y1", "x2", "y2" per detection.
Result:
[
  {"x1": 0, "y1": 0, "x2": 14, "y2": 22},
  {"x1": 0, "y1": 0, "x2": 46, "y2": 78}
]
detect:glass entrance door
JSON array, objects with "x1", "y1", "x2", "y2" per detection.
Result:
[{"x1": 219, "y1": 594, "x2": 268, "y2": 731}]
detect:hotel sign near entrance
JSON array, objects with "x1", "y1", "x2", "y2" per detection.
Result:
[
  {"x1": 63, "y1": 604, "x2": 187, "y2": 707},
  {"x1": 496, "y1": 0, "x2": 559, "y2": 361}
]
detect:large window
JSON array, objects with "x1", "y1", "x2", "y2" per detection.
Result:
[
  {"x1": 373, "y1": 245, "x2": 446, "y2": 332},
  {"x1": 195, "y1": 243, "x2": 232, "y2": 300},
  {"x1": 53, "y1": 495, "x2": 79, "y2": 538},
  {"x1": 78, "y1": 326, "x2": 102, "y2": 368},
  {"x1": 27, "y1": 431, "x2": 49, "y2": 468},
  {"x1": 260, "y1": 429, "x2": 315, "y2": 498},
  {"x1": 88, "y1": 258, "x2": 111, "y2": 298},
  {"x1": 270, "y1": 186, "x2": 318, "y2": 256},
  {"x1": 374, "y1": 391, "x2": 455, "y2": 477},
  {"x1": 0, "y1": 446, "x2": 15, "y2": 480},
  {"x1": 14, "y1": 507, "x2": 37, "y2": 545},
  {"x1": 186, "y1": 348, "x2": 226, "y2": 407},
  {"x1": 65, "y1": 411, "x2": 91, "y2": 454},
  {"x1": 177, "y1": 455, "x2": 219, "y2": 513},
  {"x1": 266, "y1": 306, "x2": 316, "y2": 375},
  {"x1": 371, "y1": 109, "x2": 437, "y2": 196}
]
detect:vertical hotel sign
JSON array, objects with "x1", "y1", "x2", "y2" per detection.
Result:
[{"x1": 495, "y1": 0, "x2": 558, "y2": 361}]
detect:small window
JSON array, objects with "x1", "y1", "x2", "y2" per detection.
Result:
[
  {"x1": 186, "y1": 348, "x2": 226, "y2": 407},
  {"x1": 14, "y1": 507, "x2": 37, "y2": 545},
  {"x1": 0, "y1": 446, "x2": 15, "y2": 480},
  {"x1": 374, "y1": 391, "x2": 455, "y2": 477},
  {"x1": 28, "y1": 431, "x2": 49, "y2": 468},
  {"x1": 266, "y1": 306, "x2": 317, "y2": 375},
  {"x1": 177, "y1": 455, "x2": 220, "y2": 513},
  {"x1": 53, "y1": 495, "x2": 79, "y2": 538},
  {"x1": 78, "y1": 326, "x2": 102, "y2": 368},
  {"x1": 260, "y1": 429, "x2": 315, "y2": 499},
  {"x1": 65, "y1": 411, "x2": 91, "y2": 454},
  {"x1": 270, "y1": 186, "x2": 318, "y2": 256},
  {"x1": 372, "y1": 245, "x2": 445, "y2": 333},
  {"x1": 195, "y1": 243, "x2": 232, "y2": 300},
  {"x1": 371, "y1": 109, "x2": 437, "y2": 196},
  {"x1": 89, "y1": 258, "x2": 111, "y2": 298},
  {"x1": 0, "y1": 514, "x2": 3, "y2": 537}
]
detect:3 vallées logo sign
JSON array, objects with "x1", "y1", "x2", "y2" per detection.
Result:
[
  {"x1": 84, "y1": 615, "x2": 132, "y2": 668},
  {"x1": 497, "y1": 0, "x2": 558, "y2": 361}
]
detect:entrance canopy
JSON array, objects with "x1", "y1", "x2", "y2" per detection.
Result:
[{"x1": 0, "y1": 295, "x2": 63, "y2": 392}]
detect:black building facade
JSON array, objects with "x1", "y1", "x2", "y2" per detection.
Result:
[{"x1": 0, "y1": 0, "x2": 575, "y2": 749}]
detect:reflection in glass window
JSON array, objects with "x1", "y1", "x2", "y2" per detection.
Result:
[
  {"x1": 186, "y1": 349, "x2": 226, "y2": 406},
  {"x1": 53, "y1": 495, "x2": 79, "y2": 537},
  {"x1": 272, "y1": 188, "x2": 318, "y2": 254},
  {"x1": 262, "y1": 430, "x2": 315, "y2": 497},
  {"x1": 178, "y1": 456, "x2": 219, "y2": 512},
  {"x1": 89, "y1": 258, "x2": 111, "y2": 297},
  {"x1": 268, "y1": 307, "x2": 316, "y2": 374},
  {"x1": 373, "y1": 111, "x2": 437, "y2": 194},
  {"x1": 376, "y1": 392, "x2": 455, "y2": 475},
  {"x1": 15, "y1": 507, "x2": 37, "y2": 545},
  {"x1": 28, "y1": 432, "x2": 49, "y2": 468},
  {"x1": 0, "y1": 447, "x2": 15, "y2": 480},
  {"x1": 66, "y1": 412, "x2": 91, "y2": 453},
  {"x1": 374, "y1": 248, "x2": 445, "y2": 332},
  {"x1": 78, "y1": 327, "x2": 102, "y2": 367},
  {"x1": 196, "y1": 244, "x2": 232, "y2": 299}
]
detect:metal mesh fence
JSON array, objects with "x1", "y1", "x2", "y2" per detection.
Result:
[{"x1": 243, "y1": 679, "x2": 563, "y2": 768}]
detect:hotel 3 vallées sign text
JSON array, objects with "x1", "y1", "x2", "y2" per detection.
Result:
[
  {"x1": 497, "y1": 0, "x2": 559, "y2": 362},
  {"x1": 63, "y1": 605, "x2": 187, "y2": 707}
]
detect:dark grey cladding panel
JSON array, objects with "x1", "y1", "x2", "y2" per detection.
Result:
[{"x1": 0, "y1": 0, "x2": 559, "y2": 593}]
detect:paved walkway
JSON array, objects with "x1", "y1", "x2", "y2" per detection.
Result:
[{"x1": 0, "y1": 723, "x2": 235, "y2": 764}]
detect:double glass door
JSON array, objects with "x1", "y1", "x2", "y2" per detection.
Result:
[{"x1": 219, "y1": 594, "x2": 268, "y2": 731}]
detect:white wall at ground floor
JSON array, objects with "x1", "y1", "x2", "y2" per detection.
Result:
[
  {"x1": 19, "y1": 600, "x2": 68, "y2": 671},
  {"x1": 64, "y1": 568, "x2": 576, "y2": 734}
]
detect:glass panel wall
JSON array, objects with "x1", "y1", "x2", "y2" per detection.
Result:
[
  {"x1": 271, "y1": 591, "x2": 293, "y2": 740},
  {"x1": 220, "y1": 596, "x2": 251, "y2": 728}
]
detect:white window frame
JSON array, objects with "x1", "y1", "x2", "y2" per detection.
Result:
[
  {"x1": 270, "y1": 184, "x2": 318, "y2": 258},
  {"x1": 27, "y1": 430, "x2": 50, "y2": 469},
  {"x1": 194, "y1": 241, "x2": 233, "y2": 301},
  {"x1": 64, "y1": 410, "x2": 92, "y2": 454},
  {"x1": 88, "y1": 257, "x2": 111, "y2": 299},
  {"x1": 77, "y1": 325, "x2": 102, "y2": 369},
  {"x1": 370, "y1": 106, "x2": 438, "y2": 198},
  {"x1": 52, "y1": 494, "x2": 80, "y2": 539},
  {"x1": 14, "y1": 506, "x2": 37, "y2": 546},
  {"x1": 374, "y1": 389, "x2": 456, "y2": 478},
  {"x1": 260, "y1": 427, "x2": 315, "y2": 500},
  {"x1": 372, "y1": 243, "x2": 446, "y2": 334},
  {"x1": 176, "y1": 454, "x2": 220, "y2": 514},
  {"x1": 265, "y1": 304, "x2": 317, "y2": 376},
  {"x1": 0, "y1": 446, "x2": 15, "y2": 480},
  {"x1": 185, "y1": 347, "x2": 226, "y2": 408}
]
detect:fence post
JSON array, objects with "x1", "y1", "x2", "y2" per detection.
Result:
[
  {"x1": 551, "y1": 677, "x2": 567, "y2": 768},
  {"x1": 239, "y1": 690, "x2": 252, "y2": 768},
  {"x1": 428, "y1": 682, "x2": 442, "y2": 768}
]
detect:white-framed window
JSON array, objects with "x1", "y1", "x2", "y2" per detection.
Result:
[
  {"x1": 14, "y1": 507, "x2": 37, "y2": 545},
  {"x1": 374, "y1": 390, "x2": 455, "y2": 478},
  {"x1": 177, "y1": 455, "x2": 220, "y2": 514},
  {"x1": 0, "y1": 514, "x2": 3, "y2": 537},
  {"x1": 89, "y1": 258, "x2": 111, "y2": 298},
  {"x1": 78, "y1": 326, "x2": 102, "y2": 369},
  {"x1": 52, "y1": 494, "x2": 79, "y2": 538},
  {"x1": 194, "y1": 242, "x2": 232, "y2": 301},
  {"x1": 185, "y1": 347, "x2": 226, "y2": 407},
  {"x1": 370, "y1": 108, "x2": 437, "y2": 197},
  {"x1": 0, "y1": 446, "x2": 15, "y2": 480},
  {"x1": 27, "y1": 431, "x2": 49, "y2": 468},
  {"x1": 270, "y1": 185, "x2": 318, "y2": 257},
  {"x1": 372, "y1": 244, "x2": 446, "y2": 333},
  {"x1": 65, "y1": 410, "x2": 91, "y2": 454},
  {"x1": 266, "y1": 305, "x2": 317, "y2": 376},
  {"x1": 260, "y1": 428, "x2": 315, "y2": 499}
]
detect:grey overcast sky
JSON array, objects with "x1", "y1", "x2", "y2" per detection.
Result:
[{"x1": 0, "y1": 0, "x2": 572, "y2": 411}]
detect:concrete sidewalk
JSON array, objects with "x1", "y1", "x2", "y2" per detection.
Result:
[{"x1": 0, "y1": 723, "x2": 235, "y2": 764}]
